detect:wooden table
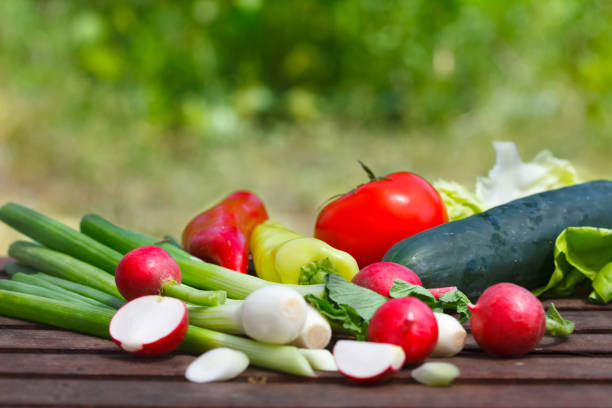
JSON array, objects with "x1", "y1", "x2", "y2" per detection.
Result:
[{"x1": 1, "y1": 258, "x2": 611, "y2": 408}]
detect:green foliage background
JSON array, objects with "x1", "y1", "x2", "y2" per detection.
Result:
[{"x1": 1, "y1": 0, "x2": 612, "y2": 246}]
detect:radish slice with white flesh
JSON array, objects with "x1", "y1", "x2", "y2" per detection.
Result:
[
  {"x1": 291, "y1": 306, "x2": 332, "y2": 349},
  {"x1": 333, "y1": 340, "x2": 405, "y2": 383},
  {"x1": 109, "y1": 295, "x2": 188, "y2": 357},
  {"x1": 185, "y1": 348, "x2": 249, "y2": 383},
  {"x1": 241, "y1": 286, "x2": 307, "y2": 344}
]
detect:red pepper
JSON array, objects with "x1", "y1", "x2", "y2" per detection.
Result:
[{"x1": 181, "y1": 191, "x2": 268, "y2": 273}]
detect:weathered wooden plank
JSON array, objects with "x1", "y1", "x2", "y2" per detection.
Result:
[
  {"x1": 0, "y1": 379, "x2": 610, "y2": 408},
  {"x1": 542, "y1": 297, "x2": 612, "y2": 311},
  {"x1": 560, "y1": 311, "x2": 612, "y2": 332},
  {"x1": 0, "y1": 315, "x2": 48, "y2": 328},
  {"x1": 0, "y1": 329, "x2": 117, "y2": 352},
  {"x1": 0, "y1": 353, "x2": 611, "y2": 383},
  {"x1": 464, "y1": 333, "x2": 612, "y2": 354}
]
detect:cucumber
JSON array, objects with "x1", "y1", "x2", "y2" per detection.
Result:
[{"x1": 384, "y1": 180, "x2": 612, "y2": 299}]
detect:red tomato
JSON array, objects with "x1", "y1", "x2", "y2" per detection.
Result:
[{"x1": 314, "y1": 170, "x2": 447, "y2": 268}]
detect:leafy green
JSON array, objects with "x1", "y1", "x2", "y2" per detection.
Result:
[
  {"x1": 299, "y1": 258, "x2": 337, "y2": 285},
  {"x1": 433, "y1": 180, "x2": 484, "y2": 221},
  {"x1": 534, "y1": 227, "x2": 612, "y2": 303},
  {"x1": 389, "y1": 280, "x2": 438, "y2": 308},
  {"x1": 437, "y1": 290, "x2": 472, "y2": 323},
  {"x1": 305, "y1": 295, "x2": 368, "y2": 340},
  {"x1": 324, "y1": 274, "x2": 388, "y2": 321},
  {"x1": 545, "y1": 303, "x2": 575, "y2": 337},
  {"x1": 390, "y1": 280, "x2": 472, "y2": 323},
  {"x1": 435, "y1": 142, "x2": 580, "y2": 221},
  {"x1": 475, "y1": 141, "x2": 580, "y2": 210},
  {"x1": 304, "y1": 274, "x2": 387, "y2": 339}
]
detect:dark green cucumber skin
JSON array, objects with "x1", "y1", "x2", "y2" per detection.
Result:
[{"x1": 384, "y1": 180, "x2": 612, "y2": 299}]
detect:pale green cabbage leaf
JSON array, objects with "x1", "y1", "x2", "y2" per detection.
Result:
[{"x1": 434, "y1": 141, "x2": 580, "y2": 221}]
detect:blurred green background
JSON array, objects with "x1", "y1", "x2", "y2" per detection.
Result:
[{"x1": 1, "y1": 0, "x2": 612, "y2": 249}]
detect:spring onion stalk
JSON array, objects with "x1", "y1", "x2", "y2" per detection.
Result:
[
  {"x1": 0, "y1": 202, "x2": 122, "y2": 273},
  {"x1": 0, "y1": 290, "x2": 314, "y2": 377},
  {"x1": 180, "y1": 326, "x2": 314, "y2": 377},
  {"x1": 161, "y1": 282, "x2": 226, "y2": 307},
  {"x1": 34, "y1": 273, "x2": 126, "y2": 309},
  {"x1": 188, "y1": 303, "x2": 245, "y2": 335},
  {"x1": 8, "y1": 241, "x2": 123, "y2": 299},
  {"x1": 5, "y1": 262, "x2": 125, "y2": 309},
  {"x1": 81, "y1": 214, "x2": 325, "y2": 299},
  {"x1": 10, "y1": 272, "x2": 113, "y2": 309},
  {"x1": 0, "y1": 279, "x2": 105, "y2": 306},
  {"x1": 81, "y1": 214, "x2": 193, "y2": 262}
]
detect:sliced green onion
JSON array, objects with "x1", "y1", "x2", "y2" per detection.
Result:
[{"x1": 0, "y1": 290, "x2": 314, "y2": 377}]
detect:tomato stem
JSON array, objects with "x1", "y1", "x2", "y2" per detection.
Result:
[{"x1": 358, "y1": 160, "x2": 377, "y2": 182}]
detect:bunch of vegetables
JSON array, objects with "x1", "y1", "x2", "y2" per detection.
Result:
[{"x1": 0, "y1": 141, "x2": 606, "y2": 386}]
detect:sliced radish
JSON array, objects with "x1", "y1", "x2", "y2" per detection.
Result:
[
  {"x1": 109, "y1": 295, "x2": 188, "y2": 357},
  {"x1": 333, "y1": 340, "x2": 405, "y2": 383},
  {"x1": 185, "y1": 348, "x2": 249, "y2": 383}
]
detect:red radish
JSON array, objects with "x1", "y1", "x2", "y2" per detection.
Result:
[
  {"x1": 468, "y1": 282, "x2": 546, "y2": 357},
  {"x1": 109, "y1": 295, "x2": 188, "y2": 357},
  {"x1": 427, "y1": 286, "x2": 458, "y2": 299},
  {"x1": 351, "y1": 262, "x2": 456, "y2": 299},
  {"x1": 182, "y1": 191, "x2": 268, "y2": 273},
  {"x1": 333, "y1": 340, "x2": 405, "y2": 383},
  {"x1": 352, "y1": 262, "x2": 422, "y2": 296},
  {"x1": 115, "y1": 246, "x2": 181, "y2": 300},
  {"x1": 368, "y1": 297, "x2": 438, "y2": 364}
]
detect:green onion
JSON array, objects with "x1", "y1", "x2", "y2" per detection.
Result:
[
  {"x1": 34, "y1": 273, "x2": 125, "y2": 309},
  {"x1": 5, "y1": 262, "x2": 125, "y2": 308},
  {"x1": 188, "y1": 303, "x2": 244, "y2": 334},
  {"x1": 0, "y1": 289, "x2": 314, "y2": 377},
  {"x1": 8, "y1": 241, "x2": 123, "y2": 298},
  {"x1": 0, "y1": 202, "x2": 122, "y2": 273},
  {"x1": 81, "y1": 214, "x2": 325, "y2": 299},
  {"x1": 10, "y1": 272, "x2": 113, "y2": 309},
  {"x1": 0, "y1": 279, "x2": 105, "y2": 308},
  {"x1": 162, "y1": 282, "x2": 226, "y2": 307}
]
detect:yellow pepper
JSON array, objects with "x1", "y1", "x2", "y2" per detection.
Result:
[{"x1": 250, "y1": 221, "x2": 359, "y2": 284}]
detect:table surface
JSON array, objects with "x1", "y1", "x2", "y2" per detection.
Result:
[{"x1": 1, "y1": 257, "x2": 611, "y2": 408}]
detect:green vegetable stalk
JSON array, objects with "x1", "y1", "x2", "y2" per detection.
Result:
[
  {"x1": 80, "y1": 213, "x2": 325, "y2": 299},
  {"x1": 0, "y1": 289, "x2": 314, "y2": 377}
]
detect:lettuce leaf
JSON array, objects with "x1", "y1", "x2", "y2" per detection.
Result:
[
  {"x1": 435, "y1": 141, "x2": 580, "y2": 221},
  {"x1": 476, "y1": 141, "x2": 580, "y2": 209},
  {"x1": 533, "y1": 227, "x2": 612, "y2": 303},
  {"x1": 433, "y1": 180, "x2": 484, "y2": 221}
]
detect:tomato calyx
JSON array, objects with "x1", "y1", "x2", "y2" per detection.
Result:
[{"x1": 357, "y1": 160, "x2": 390, "y2": 184}]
